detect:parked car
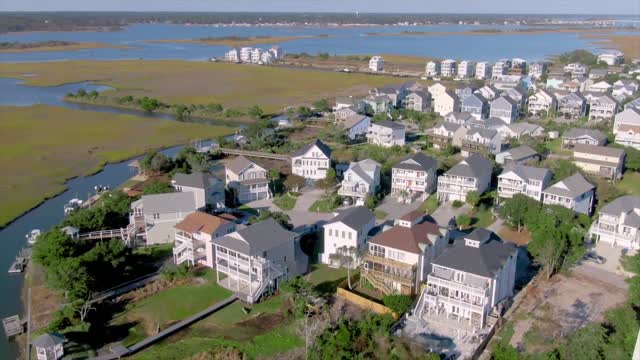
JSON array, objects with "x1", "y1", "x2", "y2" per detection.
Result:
[{"x1": 583, "y1": 251, "x2": 606, "y2": 264}]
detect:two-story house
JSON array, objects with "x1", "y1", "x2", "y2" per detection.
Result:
[
  {"x1": 528, "y1": 89, "x2": 556, "y2": 117},
  {"x1": 428, "y1": 82, "x2": 447, "y2": 99},
  {"x1": 433, "y1": 90, "x2": 460, "y2": 115},
  {"x1": 614, "y1": 107, "x2": 640, "y2": 149},
  {"x1": 504, "y1": 87, "x2": 527, "y2": 110},
  {"x1": 589, "y1": 195, "x2": 640, "y2": 250},
  {"x1": 338, "y1": 159, "x2": 381, "y2": 205},
  {"x1": 363, "y1": 94, "x2": 392, "y2": 114},
  {"x1": 572, "y1": 144, "x2": 625, "y2": 180},
  {"x1": 437, "y1": 154, "x2": 493, "y2": 202},
  {"x1": 337, "y1": 114, "x2": 371, "y2": 141},
  {"x1": 489, "y1": 96, "x2": 518, "y2": 124},
  {"x1": 564, "y1": 63, "x2": 588, "y2": 78},
  {"x1": 454, "y1": 86, "x2": 477, "y2": 102},
  {"x1": 413, "y1": 228, "x2": 517, "y2": 330},
  {"x1": 213, "y1": 218, "x2": 301, "y2": 303},
  {"x1": 561, "y1": 128, "x2": 607, "y2": 150},
  {"x1": 501, "y1": 123, "x2": 545, "y2": 140},
  {"x1": 588, "y1": 94, "x2": 619, "y2": 121},
  {"x1": 425, "y1": 61, "x2": 441, "y2": 77},
  {"x1": 497, "y1": 165, "x2": 552, "y2": 202},
  {"x1": 172, "y1": 172, "x2": 225, "y2": 210},
  {"x1": 556, "y1": 92, "x2": 587, "y2": 119},
  {"x1": 367, "y1": 121, "x2": 406, "y2": 147},
  {"x1": 461, "y1": 93, "x2": 489, "y2": 120},
  {"x1": 391, "y1": 153, "x2": 438, "y2": 202},
  {"x1": 542, "y1": 173, "x2": 595, "y2": 215},
  {"x1": 334, "y1": 106, "x2": 360, "y2": 121},
  {"x1": 321, "y1": 206, "x2": 376, "y2": 265},
  {"x1": 291, "y1": 139, "x2": 332, "y2": 181},
  {"x1": 173, "y1": 211, "x2": 236, "y2": 267},
  {"x1": 597, "y1": 50, "x2": 624, "y2": 66},
  {"x1": 402, "y1": 91, "x2": 431, "y2": 112},
  {"x1": 528, "y1": 62, "x2": 546, "y2": 79},
  {"x1": 495, "y1": 145, "x2": 540, "y2": 165},
  {"x1": 369, "y1": 55, "x2": 384, "y2": 72},
  {"x1": 364, "y1": 211, "x2": 449, "y2": 295},
  {"x1": 427, "y1": 121, "x2": 465, "y2": 150},
  {"x1": 225, "y1": 155, "x2": 270, "y2": 203},
  {"x1": 444, "y1": 111, "x2": 475, "y2": 125},
  {"x1": 129, "y1": 192, "x2": 197, "y2": 245},
  {"x1": 461, "y1": 128, "x2": 503, "y2": 157}
]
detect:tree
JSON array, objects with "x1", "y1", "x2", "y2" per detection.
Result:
[
  {"x1": 206, "y1": 103, "x2": 223, "y2": 113},
  {"x1": 563, "y1": 323, "x2": 607, "y2": 360},
  {"x1": 149, "y1": 153, "x2": 173, "y2": 172},
  {"x1": 499, "y1": 194, "x2": 539, "y2": 232},
  {"x1": 382, "y1": 295, "x2": 413, "y2": 314},
  {"x1": 329, "y1": 246, "x2": 357, "y2": 290},
  {"x1": 297, "y1": 106, "x2": 313, "y2": 119},
  {"x1": 466, "y1": 191, "x2": 481, "y2": 208},
  {"x1": 491, "y1": 343, "x2": 520, "y2": 360},
  {"x1": 267, "y1": 169, "x2": 281, "y2": 197},
  {"x1": 312, "y1": 99, "x2": 331, "y2": 113},
  {"x1": 142, "y1": 182, "x2": 173, "y2": 195},
  {"x1": 248, "y1": 105, "x2": 264, "y2": 119},
  {"x1": 284, "y1": 174, "x2": 306, "y2": 192},
  {"x1": 364, "y1": 194, "x2": 379, "y2": 210},
  {"x1": 33, "y1": 229, "x2": 80, "y2": 269},
  {"x1": 249, "y1": 210, "x2": 293, "y2": 230},
  {"x1": 174, "y1": 104, "x2": 191, "y2": 121},
  {"x1": 456, "y1": 214, "x2": 471, "y2": 230}
]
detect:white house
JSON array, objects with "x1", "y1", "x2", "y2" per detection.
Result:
[
  {"x1": 391, "y1": 153, "x2": 438, "y2": 202},
  {"x1": 498, "y1": 165, "x2": 552, "y2": 202},
  {"x1": 433, "y1": 90, "x2": 460, "y2": 115},
  {"x1": 33, "y1": 333, "x2": 65, "y2": 360},
  {"x1": 321, "y1": 206, "x2": 376, "y2": 265},
  {"x1": 428, "y1": 82, "x2": 447, "y2": 99},
  {"x1": 475, "y1": 61, "x2": 491, "y2": 80},
  {"x1": 441, "y1": 59, "x2": 457, "y2": 77},
  {"x1": 369, "y1": 55, "x2": 384, "y2": 72},
  {"x1": 367, "y1": 121, "x2": 406, "y2": 147},
  {"x1": 437, "y1": 154, "x2": 493, "y2": 202},
  {"x1": 588, "y1": 94, "x2": 619, "y2": 121},
  {"x1": 129, "y1": 192, "x2": 197, "y2": 245},
  {"x1": 458, "y1": 60, "x2": 475, "y2": 79},
  {"x1": 337, "y1": 114, "x2": 371, "y2": 141},
  {"x1": 502, "y1": 123, "x2": 545, "y2": 140},
  {"x1": 528, "y1": 89, "x2": 556, "y2": 117},
  {"x1": 338, "y1": 159, "x2": 381, "y2": 205},
  {"x1": 461, "y1": 128, "x2": 503, "y2": 157},
  {"x1": 250, "y1": 48, "x2": 263, "y2": 63},
  {"x1": 291, "y1": 139, "x2": 332, "y2": 180},
  {"x1": 598, "y1": 50, "x2": 624, "y2": 66},
  {"x1": 364, "y1": 211, "x2": 449, "y2": 295},
  {"x1": 589, "y1": 195, "x2": 640, "y2": 250},
  {"x1": 239, "y1": 47, "x2": 253, "y2": 63},
  {"x1": 542, "y1": 173, "x2": 595, "y2": 215},
  {"x1": 173, "y1": 211, "x2": 236, "y2": 267},
  {"x1": 172, "y1": 172, "x2": 225, "y2": 210},
  {"x1": 213, "y1": 218, "x2": 302, "y2": 303},
  {"x1": 561, "y1": 128, "x2": 607, "y2": 149},
  {"x1": 224, "y1": 48, "x2": 240, "y2": 63},
  {"x1": 413, "y1": 228, "x2": 518, "y2": 330},
  {"x1": 425, "y1": 61, "x2": 441, "y2": 77},
  {"x1": 225, "y1": 155, "x2": 270, "y2": 203},
  {"x1": 427, "y1": 121, "x2": 465, "y2": 150},
  {"x1": 614, "y1": 107, "x2": 640, "y2": 149},
  {"x1": 586, "y1": 81, "x2": 613, "y2": 93},
  {"x1": 528, "y1": 62, "x2": 546, "y2": 79}
]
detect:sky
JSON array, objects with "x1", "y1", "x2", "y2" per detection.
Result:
[{"x1": 0, "y1": 0, "x2": 638, "y2": 15}]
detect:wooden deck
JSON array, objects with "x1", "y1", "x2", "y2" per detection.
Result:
[{"x1": 219, "y1": 148, "x2": 290, "y2": 162}]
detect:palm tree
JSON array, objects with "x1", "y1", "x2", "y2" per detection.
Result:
[
  {"x1": 267, "y1": 169, "x2": 281, "y2": 198},
  {"x1": 398, "y1": 188, "x2": 410, "y2": 203},
  {"x1": 328, "y1": 245, "x2": 357, "y2": 290}
]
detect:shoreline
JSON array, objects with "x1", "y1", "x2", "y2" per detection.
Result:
[
  {"x1": 0, "y1": 42, "x2": 133, "y2": 53},
  {"x1": 141, "y1": 34, "x2": 328, "y2": 47},
  {"x1": 364, "y1": 27, "x2": 640, "y2": 38}
]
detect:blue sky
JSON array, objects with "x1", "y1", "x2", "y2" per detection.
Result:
[{"x1": 1, "y1": 0, "x2": 637, "y2": 15}]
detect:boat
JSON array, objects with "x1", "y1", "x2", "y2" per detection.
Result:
[
  {"x1": 25, "y1": 229, "x2": 41, "y2": 245},
  {"x1": 64, "y1": 198, "x2": 84, "y2": 215},
  {"x1": 7, "y1": 258, "x2": 27, "y2": 274}
]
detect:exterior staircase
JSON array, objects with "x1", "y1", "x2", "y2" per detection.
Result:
[{"x1": 362, "y1": 270, "x2": 395, "y2": 295}]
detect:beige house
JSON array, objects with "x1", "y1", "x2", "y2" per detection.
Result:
[
  {"x1": 613, "y1": 107, "x2": 640, "y2": 149},
  {"x1": 572, "y1": 144, "x2": 625, "y2": 180},
  {"x1": 433, "y1": 90, "x2": 460, "y2": 115},
  {"x1": 225, "y1": 155, "x2": 270, "y2": 203},
  {"x1": 129, "y1": 192, "x2": 197, "y2": 245},
  {"x1": 173, "y1": 211, "x2": 236, "y2": 267}
]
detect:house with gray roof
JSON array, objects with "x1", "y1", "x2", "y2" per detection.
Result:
[
  {"x1": 454, "y1": 85, "x2": 477, "y2": 101},
  {"x1": 461, "y1": 93, "x2": 490, "y2": 120},
  {"x1": 391, "y1": 153, "x2": 438, "y2": 202},
  {"x1": 498, "y1": 165, "x2": 552, "y2": 201},
  {"x1": 500, "y1": 122, "x2": 545, "y2": 140},
  {"x1": 225, "y1": 155, "x2": 270, "y2": 203},
  {"x1": 528, "y1": 89, "x2": 556, "y2": 117},
  {"x1": 444, "y1": 111, "x2": 475, "y2": 125},
  {"x1": 437, "y1": 154, "x2": 492, "y2": 202},
  {"x1": 363, "y1": 94, "x2": 392, "y2": 114},
  {"x1": 542, "y1": 173, "x2": 595, "y2": 215},
  {"x1": 572, "y1": 144, "x2": 625, "y2": 180},
  {"x1": 33, "y1": 333, "x2": 65, "y2": 360},
  {"x1": 589, "y1": 195, "x2": 640, "y2": 250},
  {"x1": 213, "y1": 218, "x2": 301, "y2": 303},
  {"x1": 561, "y1": 128, "x2": 607, "y2": 149},
  {"x1": 504, "y1": 87, "x2": 527, "y2": 109},
  {"x1": 130, "y1": 192, "x2": 197, "y2": 245},
  {"x1": 322, "y1": 206, "x2": 376, "y2": 265},
  {"x1": 402, "y1": 90, "x2": 431, "y2": 112},
  {"x1": 588, "y1": 93, "x2": 619, "y2": 122},
  {"x1": 614, "y1": 107, "x2": 640, "y2": 149},
  {"x1": 367, "y1": 121, "x2": 406, "y2": 147},
  {"x1": 427, "y1": 120, "x2": 465, "y2": 149},
  {"x1": 495, "y1": 145, "x2": 540, "y2": 165},
  {"x1": 338, "y1": 159, "x2": 381, "y2": 205},
  {"x1": 625, "y1": 97, "x2": 640, "y2": 111},
  {"x1": 490, "y1": 95, "x2": 518, "y2": 124},
  {"x1": 291, "y1": 139, "x2": 332, "y2": 180},
  {"x1": 337, "y1": 114, "x2": 371, "y2": 141},
  {"x1": 475, "y1": 85, "x2": 501, "y2": 100},
  {"x1": 557, "y1": 92, "x2": 587, "y2": 119},
  {"x1": 461, "y1": 128, "x2": 503, "y2": 157},
  {"x1": 172, "y1": 172, "x2": 225, "y2": 210},
  {"x1": 414, "y1": 228, "x2": 518, "y2": 330}
]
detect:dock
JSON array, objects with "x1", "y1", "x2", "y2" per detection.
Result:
[
  {"x1": 7, "y1": 247, "x2": 32, "y2": 274},
  {"x1": 2, "y1": 315, "x2": 23, "y2": 338}
]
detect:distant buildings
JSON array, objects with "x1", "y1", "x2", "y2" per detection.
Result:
[
  {"x1": 441, "y1": 59, "x2": 457, "y2": 77},
  {"x1": 475, "y1": 61, "x2": 490, "y2": 80},
  {"x1": 369, "y1": 55, "x2": 384, "y2": 72},
  {"x1": 598, "y1": 50, "x2": 624, "y2": 66},
  {"x1": 458, "y1": 60, "x2": 475, "y2": 79},
  {"x1": 425, "y1": 61, "x2": 441, "y2": 77},
  {"x1": 223, "y1": 45, "x2": 281, "y2": 64}
]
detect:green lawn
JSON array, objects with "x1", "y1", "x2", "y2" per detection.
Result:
[
  {"x1": 306, "y1": 264, "x2": 348, "y2": 295},
  {"x1": 543, "y1": 138, "x2": 571, "y2": 155},
  {"x1": 471, "y1": 207, "x2": 496, "y2": 228},
  {"x1": 616, "y1": 172, "x2": 640, "y2": 196},
  {"x1": 418, "y1": 196, "x2": 440, "y2": 214},
  {"x1": 374, "y1": 209, "x2": 388, "y2": 220},
  {"x1": 308, "y1": 198, "x2": 339, "y2": 212},
  {"x1": 238, "y1": 204, "x2": 259, "y2": 215},
  {"x1": 272, "y1": 193, "x2": 298, "y2": 211}
]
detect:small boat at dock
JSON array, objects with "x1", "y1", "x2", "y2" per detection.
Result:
[
  {"x1": 25, "y1": 229, "x2": 41, "y2": 245},
  {"x1": 7, "y1": 248, "x2": 32, "y2": 274},
  {"x1": 64, "y1": 198, "x2": 84, "y2": 215}
]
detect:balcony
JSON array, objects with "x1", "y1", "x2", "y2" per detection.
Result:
[
  {"x1": 424, "y1": 292, "x2": 485, "y2": 313},
  {"x1": 339, "y1": 184, "x2": 370, "y2": 198},
  {"x1": 590, "y1": 222, "x2": 636, "y2": 241},
  {"x1": 427, "y1": 132, "x2": 452, "y2": 147},
  {"x1": 438, "y1": 176, "x2": 476, "y2": 187},
  {"x1": 427, "y1": 275, "x2": 490, "y2": 298},
  {"x1": 364, "y1": 267, "x2": 414, "y2": 288}
]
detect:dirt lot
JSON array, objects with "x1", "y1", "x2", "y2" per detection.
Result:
[{"x1": 508, "y1": 269, "x2": 628, "y2": 353}]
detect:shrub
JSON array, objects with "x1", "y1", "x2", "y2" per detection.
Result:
[
  {"x1": 383, "y1": 294, "x2": 413, "y2": 314},
  {"x1": 452, "y1": 200, "x2": 463, "y2": 208}
]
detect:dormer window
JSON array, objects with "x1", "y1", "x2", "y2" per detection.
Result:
[{"x1": 465, "y1": 239, "x2": 480, "y2": 248}]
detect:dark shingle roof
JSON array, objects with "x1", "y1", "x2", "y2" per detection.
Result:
[
  {"x1": 543, "y1": 173, "x2": 595, "y2": 199},
  {"x1": 500, "y1": 145, "x2": 538, "y2": 161},
  {"x1": 292, "y1": 139, "x2": 332, "y2": 158},
  {"x1": 213, "y1": 218, "x2": 297, "y2": 256},
  {"x1": 393, "y1": 153, "x2": 437, "y2": 172},
  {"x1": 326, "y1": 206, "x2": 375, "y2": 230},
  {"x1": 563, "y1": 128, "x2": 607, "y2": 143},
  {"x1": 445, "y1": 154, "x2": 492, "y2": 179},
  {"x1": 601, "y1": 195, "x2": 640, "y2": 216},
  {"x1": 172, "y1": 172, "x2": 215, "y2": 189},
  {"x1": 33, "y1": 333, "x2": 64, "y2": 348},
  {"x1": 433, "y1": 229, "x2": 517, "y2": 278},
  {"x1": 373, "y1": 120, "x2": 405, "y2": 130},
  {"x1": 226, "y1": 155, "x2": 256, "y2": 175},
  {"x1": 369, "y1": 219, "x2": 441, "y2": 255}
]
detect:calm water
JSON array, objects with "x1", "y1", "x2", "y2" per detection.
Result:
[{"x1": 0, "y1": 23, "x2": 603, "y2": 62}]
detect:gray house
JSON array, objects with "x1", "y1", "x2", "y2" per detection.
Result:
[
  {"x1": 557, "y1": 92, "x2": 587, "y2": 119},
  {"x1": 561, "y1": 128, "x2": 607, "y2": 149},
  {"x1": 454, "y1": 86, "x2": 477, "y2": 102},
  {"x1": 130, "y1": 192, "x2": 197, "y2": 246},
  {"x1": 461, "y1": 93, "x2": 490, "y2": 120},
  {"x1": 495, "y1": 145, "x2": 540, "y2": 165},
  {"x1": 172, "y1": 172, "x2": 225, "y2": 210},
  {"x1": 402, "y1": 91, "x2": 431, "y2": 112},
  {"x1": 504, "y1": 87, "x2": 527, "y2": 109},
  {"x1": 490, "y1": 96, "x2": 518, "y2": 124}
]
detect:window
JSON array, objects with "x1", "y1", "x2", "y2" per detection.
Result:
[
  {"x1": 455, "y1": 272, "x2": 465, "y2": 283},
  {"x1": 342, "y1": 231, "x2": 346, "y2": 239},
  {"x1": 348, "y1": 232, "x2": 352, "y2": 240},
  {"x1": 153, "y1": 213, "x2": 160, "y2": 220},
  {"x1": 328, "y1": 229, "x2": 333, "y2": 236}
]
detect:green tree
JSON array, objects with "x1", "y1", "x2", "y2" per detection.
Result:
[
  {"x1": 142, "y1": 182, "x2": 173, "y2": 195},
  {"x1": 328, "y1": 245, "x2": 357, "y2": 290},
  {"x1": 33, "y1": 229, "x2": 80, "y2": 269},
  {"x1": 456, "y1": 214, "x2": 471, "y2": 230},
  {"x1": 249, "y1": 210, "x2": 293, "y2": 230},
  {"x1": 382, "y1": 295, "x2": 413, "y2": 314},
  {"x1": 206, "y1": 103, "x2": 223, "y2": 113},
  {"x1": 364, "y1": 194, "x2": 379, "y2": 210},
  {"x1": 313, "y1": 99, "x2": 331, "y2": 113},
  {"x1": 284, "y1": 174, "x2": 306, "y2": 192},
  {"x1": 491, "y1": 343, "x2": 520, "y2": 360},
  {"x1": 563, "y1": 324, "x2": 606, "y2": 360},
  {"x1": 466, "y1": 191, "x2": 481, "y2": 208},
  {"x1": 174, "y1": 104, "x2": 191, "y2": 121},
  {"x1": 267, "y1": 169, "x2": 281, "y2": 197},
  {"x1": 297, "y1": 106, "x2": 313, "y2": 119},
  {"x1": 499, "y1": 194, "x2": 539, "y2": 232},
  {"x1": 248, "y1": 105, "x2": 264, "y2": 119}
]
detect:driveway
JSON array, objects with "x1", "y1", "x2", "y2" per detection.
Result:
[
  {"x1": 431, "y1": 202, "x2": 470, "y2": 227},
  {"x1": 287, "y1": 188, "x2": 334, "y2": 229},
  {"x1": 574, "y1": 241, "x2": 630, "y2": 286},
  {"x1": 375, "y1": 195, "x2": 422, "y2": 222}
]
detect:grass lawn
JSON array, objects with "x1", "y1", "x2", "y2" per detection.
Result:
[
  {"x1": 471, "y1": 207, "x2": 496, "y2": 228},
  {"x1": 418, "y1": 196, "x2": 440, "y2": 214},
  {"x1": 237, "y1": 204, "x2": 259, "y2": 216},
  {"x1": 374, "y1": 209, "x2": 388, "y2": 220},
  {"x1": 306, "y1": 264, "x2": 348, "y2": 295},
  {"x1": 0, "y1": 60, "x2": 404, "y2": 113},
  {"x1": 616, "y1": 171, "x2": 640, "y2": 196},
  {"x1": 308, "y1": 198, "x2": 339, "y2": 213},
  {"x1": 0, "y1": 105, "x2": 234, "y2": 227},
  {"x1": 272, "y1": 193, "x2": 298, "y2": 211},
  {"x1": 543, "y1": 138, "x2": 571, "y2": 155}
]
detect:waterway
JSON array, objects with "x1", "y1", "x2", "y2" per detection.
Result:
[{"x1": 0, "y1": 23, "x2": 608, "y2": 63}]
